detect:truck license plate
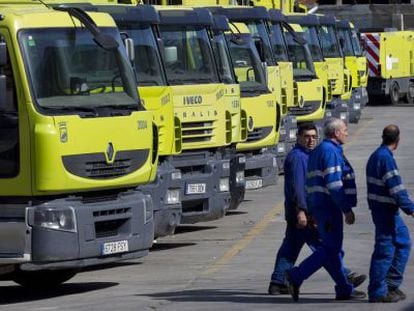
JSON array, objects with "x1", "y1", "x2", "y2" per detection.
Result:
[
  {"x1": 186, "y1": 183, "x2": 206, "y2": 194},
  {"x1": 245, "y1": 179, "x2": 263, "y2": 190},
  {"x1": 102, "y1": 240, "x2": 129, "y2": 255}
]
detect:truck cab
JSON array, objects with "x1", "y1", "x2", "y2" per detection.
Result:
[{"x1": 0, "y1": 4, "x2": 156, "y2": 287}]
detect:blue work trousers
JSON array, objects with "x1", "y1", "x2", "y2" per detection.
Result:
[
  {"x1": 271, "y1": 222, "x2": 350, "y2": 285},
  {"x1": 289, "y1": 207, "x2": 353, "y2": 297},
  {"x1": 368, "y1": 212, "x2": 411, "y2": 299}
]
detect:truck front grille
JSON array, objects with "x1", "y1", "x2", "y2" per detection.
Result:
[
  {"x1": 181, "y1": 120, "x2": 215, "y2": 145},
  {"x1": 288, "y1": 101, "x2": 321, "y2": 116},
  {"x1": 95, "y1": 218, "x2": 127, "y2": 238},
  {"x1": 62, "y1": 149, "x2": 149, "y2": 179},
  {"x1": 246, "y1": 126, "x2": 273, "y2": 142}
]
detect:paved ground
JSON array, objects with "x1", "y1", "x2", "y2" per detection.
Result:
[{"x1": 2, "y1": 105, "x2": 414, "y2": 310}]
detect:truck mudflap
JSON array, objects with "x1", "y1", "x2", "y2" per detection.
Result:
[
  {"x1": 244, "y1": 150, "x2": 278, "y2": 191},
  {"x1": 324, "y1": 97, "x2": 349, "y2": 124},
  {"x1": 139, "y1": 160, "x2": 182, "y2": 239},
  {"x1": 348, "y1": 88, "x2": 364, "y2": 124},
  {"x1": 171, "y1": 151, "x2": 231, "y2": 224},
  {"x1": 16, "y1": 190, "x2": 154, "y2": 270}
]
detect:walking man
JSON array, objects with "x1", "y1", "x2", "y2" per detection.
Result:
[
  {"x1": 268, "y1": 122, "x2": 365, "y2": 295},
  {"x1": 285, "y1": 118, "x2": 365, "y2": 301},
  {"x1": 366, "y1": 124, "x2": 414, "y2": 303}
]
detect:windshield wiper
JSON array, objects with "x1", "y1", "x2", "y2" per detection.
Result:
[{"x1": 42, "y1": 105, "x2": 98, "y2": 114}]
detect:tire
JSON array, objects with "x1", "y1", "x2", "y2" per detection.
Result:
[
  {"x1": 405, "y1": 81, "x2": 414, "y2": 104},
  {"x1": 12, "y1": 269, "x2": 77, "y2": 289},
  {"x1": 389, "y1": 82, "x2": 400, "y2": 105}
]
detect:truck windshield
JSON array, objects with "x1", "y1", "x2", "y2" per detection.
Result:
[
  {"x1": 245, "y1": 21, "x2": 275, "y2": 66},
  {"x1": 336, "y1": 28, "x2": 354, "y2": 57},
  {"x1": 159, "y1": 25, "x2": 219, "y2": 85},
  {"x1": 20, "y1": 27, "x2": 140, "y2": 114},
  {"x1": 125, "y1": 24, "x2": 166, "y2": 86},
  {"x1": 284, "y1": 31, "x2": 316, "y2": 79},
  {"x1": 211, "y1": 32, "x2": 237, "y2": 84},
  {"x1": 268, "y1": 23, "x2": 289, "y2": 62},
  {"x1": 318, "y1": 25, "x2": 341, "y2": 58},
  {"x1": 351, "y1": 29, "x2": 363, "y2": 57},
  {"x1": 226, "y1": 33, "x2": 268, "y2": 95},
  {"x1": 300, "y1": 25, "x2": 324, "y2": 62}
]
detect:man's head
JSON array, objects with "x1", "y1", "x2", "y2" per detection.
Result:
[
  {"x1": 382, "y1": 124, "x2": 400, "y2": 150},
  {"x1": 324, "y1": 118, "x2": 348, "y2": 145},
  {"x1": 297, "y1": 122, "x2": 318, "y2": 150}
]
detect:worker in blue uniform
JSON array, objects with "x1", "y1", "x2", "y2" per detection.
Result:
[
  {"x1": 366, "y1": 124, "x2": 414, "y2": 303},
  {"x1": 268, "y1": 122, "x2": 366, "y2": 295},
  {"x1": 285, "y1": 118, "x2": 366, "y2": 301}
]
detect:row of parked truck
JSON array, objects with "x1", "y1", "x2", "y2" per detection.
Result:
[{"x1": 0, "y1": 0, "x2": 369, "y2": 287}]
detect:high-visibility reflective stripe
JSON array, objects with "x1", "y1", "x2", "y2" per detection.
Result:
[
  {"x1": 367, "y1": 176, "x2": 384, "y2": 186},
  {"x1": 343, "y1": 173, "x2": 355, "y2": 180},
  {"x1": 307, "y1": 186, "x2": 329, "y2": 194},
  {"x1": 327, "y1": 180, "x2": 343, "y2": 189},
  {"x1": 382, "y1": 170, "x2": 399, "y2": 182},
  {"x1": 389, "y1": 184, "x2": 405, "y2": 195},
  {"x1": 308, "y1": 166, "x2": 342, "y2": 178},
  {"x1": 345, "y1": 188, "x2": 357, "y2": 195},
  {"x1": 368, "y1": 193, "x2": 396, "y2": 204}
]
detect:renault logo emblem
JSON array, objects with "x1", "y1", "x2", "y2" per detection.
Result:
[
  {"x1": 248, "y1": 116, "x2": 254, "y2": 131},
  {"x1": 106, "y1": 142, "x2": 115, "y2": 163}
]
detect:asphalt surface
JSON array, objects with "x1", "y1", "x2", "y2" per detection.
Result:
[{"x1": 2, "y1": 104, "x2": 414, "y2": 310}]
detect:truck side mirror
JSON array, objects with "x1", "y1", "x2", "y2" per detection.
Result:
[
  {"x1": 164, "y1": 46, "x2": 178, "y2": 64},
  {"x1": 0, "y1": 75, "x2": 7, "y2": 113},
  {"x1": 0, "y1": 41, "x2": 8, "y2": 112},
  {"x1": 124, "y1": 38, "x2": 135, "y2": 63},
  {"x1": 0, "y1": 42, "x2": 6, "y2": 66}
]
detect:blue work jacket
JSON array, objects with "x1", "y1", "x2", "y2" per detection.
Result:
[
  {"x1": 284, "y1": 143, "x2": 310, "y2": 223},
  {"x1": 306, "y1": 139, "x2": 357, "y2": 215},
  {"x1": 366, "y1": 144, "x2": 414, "y2": 215}
]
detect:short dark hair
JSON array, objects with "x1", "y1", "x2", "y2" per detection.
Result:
[
  {"x1": 382, "y1": 124, "x2": 400, "y2": 145},
  {"x1": 297, "y1": 122, "x2": 317, "y2": 136}
]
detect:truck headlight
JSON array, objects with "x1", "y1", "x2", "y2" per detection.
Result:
[
  {"x1": 171, "y1": 171, "x2": 182, "y2": 180},
  {"x1": 219, "y1": 178, "x2": 230, "y2": 192},
  {"x1": 222, "y1": 161, "x2": 230, "y2": 170},
  {"x1": 166, "y1": 189, "x2": 180, "y2": 205},
  {"x1": 236, "y1": 171, "x2": 245, "y2": 184},
  {"x1": 144, "y1": 195, "x2": 153, "y2": 224},
  {"x1": 355, "y1": 94, "x2": 361, "y2": 100},
  {"x1": 277, "y1": 143, "x2": 285, "y2": 153},
  {"x1": 279, "y1": 128, "x2": 286, "y2": 136},
  {"x1": 32, "y1": 206, "x2": 77, "y2": 232},
  {"x1": 340, "y1": 112, "x2": 348, "y2": 120},
  {"x1": 238, "y1": 156, "x2": 246, "y2": 164},
  {"x1": 354, "y1": 103, "x2": 361, "y2": 110},
  {"x1": 289, "y1": 129, "x2": 297, "y2": 140},
  {"x1": 326, "y1": 111, "x2": 332, "y2": 118}
]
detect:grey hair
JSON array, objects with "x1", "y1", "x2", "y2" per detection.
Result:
[{"x1": 323, "y1": 118, "x2": 343, "y2": 138}]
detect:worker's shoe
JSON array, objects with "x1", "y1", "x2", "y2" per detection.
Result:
[
  {"x1": 388, "y1": 288, "x2": 406, "y2": 301},
  {"x1": 336, "y1": 289, "x2": 367, "y2": 300},
  {"x1": 268, "y1": 282, "x2": 288, "y2": 295},
  {"x1": 369, "y1": 291, "x2": 401, "y2": 303},
  {"x1": 347, "y1": 272, "x2": 367, "y2": 288},
  {"x1": 285, "y1": 271, "x2": 300, "y2": 302}
]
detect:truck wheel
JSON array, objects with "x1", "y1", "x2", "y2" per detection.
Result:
[
  {"x1": 406, "y1": 81, "x2": 414, "y2": 104},
  {"x1": 390, "y1": 82, "x2": 400, "y2": 105},
  {"x1": 12, "y1": 269, "x2": 77, "y2": 289}
]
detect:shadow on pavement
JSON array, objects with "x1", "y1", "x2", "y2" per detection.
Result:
[
  {"x1": 225, "y1": 211, "x2": 248, "y2": 216},
  {"x1": 175, "y1": 225, "x2": 217, "y2": 234},
  {"x1": 0, "y1": 282, "x2": 118, "y2": 305},
  {"x1": 82, "y1": 261, "x2": 142, "y2": 272},
  {"x1": 138, "y1": 289, "x2": 367, "y2": 304},
  {"x1": 151, "y1": 242, "x2": 197, "y2": 252}
]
